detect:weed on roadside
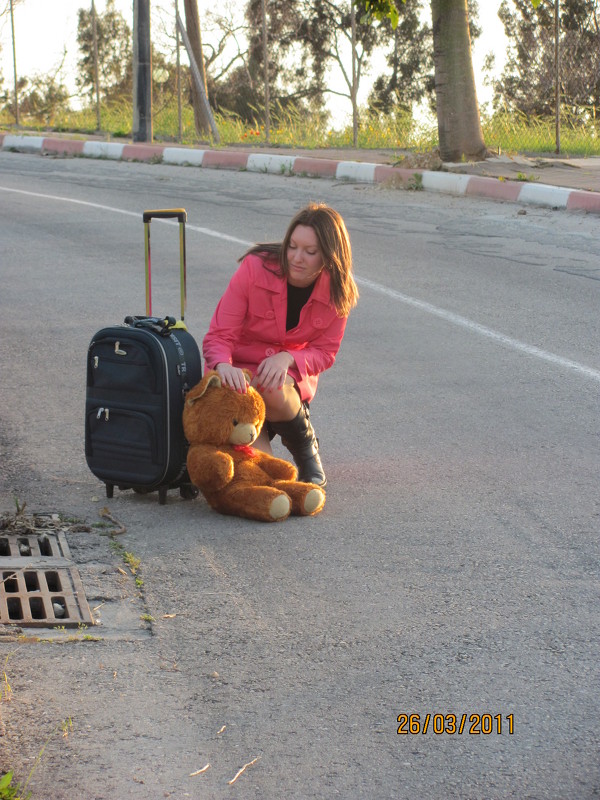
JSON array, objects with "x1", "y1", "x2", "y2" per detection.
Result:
[
  {"x1": 0, "y1": 728, "x2": 72, "y2": 797},
  {"x1": 0, "y1": 500, "x2": 92, "y2": 537},
  {"x1": 98, "y1": 511, "x2": 153, "y2": 628},
  {"x1": 1, "y1": 649, "x2": 73, "y2": 799},
  {"x1": 407, "y1": 173, "x2": 424, "y2": 190},
  {"x1": 0, "y1": 771, "x2": 31, "y2": 800},
  {"x1": 1, "y1": 657, "x2": 12, "y2": 703},
  {"x1": 515, "y1": 171, "x2": 539, "y2": 182}
]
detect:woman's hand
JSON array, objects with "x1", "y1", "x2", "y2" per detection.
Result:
[
  {"x1": 216, "y1": 363, "x2": 249, "y2": 393},
  {"x1": 253, "y1": 352, "x2": 295, "y2": 393}
]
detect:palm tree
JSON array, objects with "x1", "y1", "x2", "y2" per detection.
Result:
[{"x1": 431, "y1": 0, "x2": 487, "y2": 161}]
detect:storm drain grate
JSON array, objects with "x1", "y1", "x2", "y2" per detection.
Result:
[
  {"x1": 0, "y1": 529, "x2": 72, "y2": 560},
  {"x1": 0, "y1": 533, "x2": 93, "y2": 628}
]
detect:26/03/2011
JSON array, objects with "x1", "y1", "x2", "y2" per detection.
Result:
[{"x1": 397, "y1": 713, "x2": 514, "y2": 735}]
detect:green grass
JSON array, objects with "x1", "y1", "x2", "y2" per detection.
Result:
[
  {"x1": 0, "y1": 771, "x2": 30, "y2": 800},
  {"x1": 2, "y1": 101, "x2": 599, "y2": 156},
  {"x1": 481, "y1": 108, "x2": 600, "y2": 156}
]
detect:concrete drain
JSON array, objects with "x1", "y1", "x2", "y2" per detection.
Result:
[{"x1": 0, "y1": 532, "x2": 93, "y2": 628}]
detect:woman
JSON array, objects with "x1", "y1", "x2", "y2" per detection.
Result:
[{"x1": 203, "y1": 203, "x2": 358, "y2": 488}]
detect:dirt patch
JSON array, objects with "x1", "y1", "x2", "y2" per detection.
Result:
[
  {"x1": 0, "y1": 503, "x2": 92, "y2": 537},
  {"x1": 393, "y1": 150, "x2": 443, "y2": 171}
]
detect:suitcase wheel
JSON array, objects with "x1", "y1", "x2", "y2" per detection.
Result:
[
  {"x1": 180, "y1": 484, "x2": 199, "y2": 500},
  {"x1": 132, "y1": 485, "x2": 169, "y2": 503},
  {"x1": 105, "y1": 483, "x2": 114, "y2": 499}
]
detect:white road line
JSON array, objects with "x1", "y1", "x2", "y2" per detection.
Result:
[
  {"x1": 0, "y1": 186, "x2": 250, "y2": 244},
  {"x1": 0, "y1": 185, "x2": 141, "y2": 218},
  {"x1": 2, "y1": 184, "x2": 598, "y2": 382},
  {"x1": 186, "y1": 223, "x2": 250, "y2": 245},
  {"x1": 357, "y1": 276, "x2": 600, "y2": 383}
]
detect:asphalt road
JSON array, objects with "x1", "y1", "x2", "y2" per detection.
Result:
[{"x1": 0, "y1": 152, "x2": 598, "y2": 799}]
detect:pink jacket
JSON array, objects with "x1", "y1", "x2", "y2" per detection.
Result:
[{"x1": 203, "y1": 254, "x2": 348, "y2": 403}]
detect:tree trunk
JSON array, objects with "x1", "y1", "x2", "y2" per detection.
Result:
[
  {"x1": 431, "y1": 0, "x2": 487, "y2": 162},
  {"x1": 183, "y1": 0, "x2": 211, "y2": 138}
]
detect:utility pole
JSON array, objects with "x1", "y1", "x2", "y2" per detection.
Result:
[
  {"x1": 9, "y1": 0, "x2": 19, "y2": 125},
  {"x1": 261, "y1": 0, "x2": 270, "y2": 143},
  {"x1": 91, "y1": 0, "x2": 101, "y2": 131},
  {"x1": 175, "y1": 0, "x2": 182, "y2": 142},
  {"x1": 133, "y1": 0, "x2": 152, "y2": 142},
  {"x1": 351, "y1": 0, "x2": 358, "y2": 147},
  {"x1": 554, "y1": 0, "x2": 560, "y2": 154}
]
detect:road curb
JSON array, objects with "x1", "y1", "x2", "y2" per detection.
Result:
[{"x1": 2, "y1": 132, "x2": 600, "y2": 216}]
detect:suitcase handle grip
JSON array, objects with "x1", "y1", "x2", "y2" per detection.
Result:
[
  {"x1": 143, "y1": 208, "x2": 187, "y2": 223},
  {"x1": 143, "y1": 209, "x2": 187, "y2": 320}
]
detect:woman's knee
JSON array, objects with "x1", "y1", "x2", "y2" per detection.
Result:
[{"x1": 262, "y1": 382, "x2": 301, "y2": 421}]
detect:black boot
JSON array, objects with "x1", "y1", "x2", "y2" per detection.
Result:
[{"x1": 270, "y1": 404, "x2": 327, "y2": 488}]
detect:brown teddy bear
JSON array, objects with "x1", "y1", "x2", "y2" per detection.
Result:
[{"x1": 183, "y1": 370, "x2": 326, "y2": 522}]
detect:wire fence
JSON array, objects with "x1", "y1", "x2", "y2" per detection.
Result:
[
  {"x1": 2, "y1": 92, "x2": 600, "y2": 158},
  {"x1": 1, "y1": 1, "x2": 600, "y2": 156}
]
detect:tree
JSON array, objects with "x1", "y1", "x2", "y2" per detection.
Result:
[
  {"x1": 182, "y1": 0, "x2": 214, "y2": 138},
  {"x1": 359, "y1": 0, "x2": 487, "y2": 160},
  {"x1": 196, "y1": 0, "x2": 406, "y2": 130},
  {"x1": 367, "y1": 0, "x2": 433, "y2": 114},
  {"x1": 209, "y1": 65, "x2": 257, "y2": 120},
  {"x1": 208, "y1": 0, "x2": 331, "y2": 122},
  {"x1": 201, "y1": 7, "x2": 252, "y2": 85},
  {"x1": 431, "y1": 0, "x2": 486, "y2": 160},
  {"x1": 1, "y1": 0, "x2": 27, "y2": 122},
  {"x1": 76, "y1": 0, "x2": 132, "y2": 105},
  {"x1": 240, "y1": 0, "x2": 389, "y2": 130},
  {"x1": 152, "y1": 3, "x2": 250, "y2": 124},
  {"x1": 148, "y1": 50, "x2": 188, "y2": 111},
  {"x1": 359, "y1": 0, "x2": 552, "y2": 160},
  {"x1": 3, "y1": 66, "x2": 70, "y2": 122},
  {"x1": 308, "y1": 0, "x2": 384, "y2": 124},
  {"x1": 244, "y1": 0, "x2": 320, "y2": 111},
  {"x1": 0, "y1": 3, "x2": 69, "y2": 124},
  {"x1": 369, "y1": 0, "x2": 481, "y2": 117},
  {"x1": 495, "y1": 0, "x2": 600, "y2": 116}
]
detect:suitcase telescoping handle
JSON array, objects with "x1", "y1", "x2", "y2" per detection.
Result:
[{"x1": 143, "y1": 208, "x2": 187, "y2": 321}]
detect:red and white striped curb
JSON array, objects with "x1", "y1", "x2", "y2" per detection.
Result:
[{"x1": 2, "y1": 132, "x2": 600, "y2": 215}]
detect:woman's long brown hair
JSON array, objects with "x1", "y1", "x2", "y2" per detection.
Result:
[{"x1": 240, "y1": 203, "x2": 359, "y2": 317}]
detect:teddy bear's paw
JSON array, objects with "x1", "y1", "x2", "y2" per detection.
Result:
[
  {"x1": 270, "y1": 480, "x2": 325, "y2": 516},
  {"x1": 270, "y1": 494, "x2": 292, "y2": 521},
  {"x1": 303, "y1": 487, "x2": 326, "y2": 515}
]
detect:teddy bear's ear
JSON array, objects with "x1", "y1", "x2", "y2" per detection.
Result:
[{"x1": 186, "y1": 371, "x2": 222, "y2": 406}]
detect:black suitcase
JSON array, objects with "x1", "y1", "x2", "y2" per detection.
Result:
[{"x1": 85, "y1": 209, "x2": 202, "y2": 504}]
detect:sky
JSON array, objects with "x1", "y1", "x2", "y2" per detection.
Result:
[{"x1": 0, "y1": 0, "x2": 508, "y2": 121}]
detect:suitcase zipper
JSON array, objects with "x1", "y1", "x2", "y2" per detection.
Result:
[{"x1": 137, "y1": 329, "x2": 171, "y2": 484}]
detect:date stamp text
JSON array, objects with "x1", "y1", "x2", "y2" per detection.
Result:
[{"x1": 397, "y1": 713, "x2": 514, "y2": 736}]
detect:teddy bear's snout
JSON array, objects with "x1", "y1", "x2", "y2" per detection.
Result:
[{"x1": 229, "y1": 421, "x2": 258, "y2": 446}]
